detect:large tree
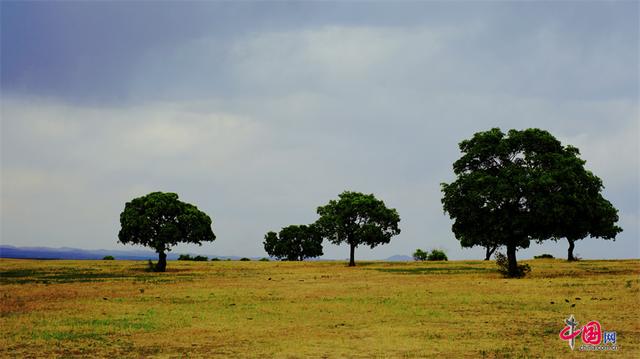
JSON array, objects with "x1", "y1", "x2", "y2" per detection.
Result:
[
  {"x1": 263, "y1": 224, "x2": 323, "y2": 261},
  {"x1": 441, "y1": 128, "x2": 620, "y2": 276},
  {"x1": 118, "y1": 192, "x2": 215, "y2": 272},
  {"x1": 531, "y1": 146, "x2": 621, "y2": 260},
  {"x1": 315, "y1": 191, "x2": 400, "y2": 266}
]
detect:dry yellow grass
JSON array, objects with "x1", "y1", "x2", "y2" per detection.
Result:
[{"x1": 1, "y1": 258, "x2": 638, "y2": 358}]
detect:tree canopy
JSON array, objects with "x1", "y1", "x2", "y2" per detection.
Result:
[
  {"x1": 413, "y1": 249, "x2": 428, "y2": 261},
  {"x1": 118, "y1": 192, "x2": 215, "y2": 272},
  {"x1": 263, "y1": 224, "x2": 323, "y2": 261},
  {"x1": 315, "y1": 191, "x2": 400, "y2": 266},
  {"x1": 530, "y1": 141, "x2": 621, "y2": 260},
  {"x1": 441, "y1": 128, "x2": 620, "y2": 276}
]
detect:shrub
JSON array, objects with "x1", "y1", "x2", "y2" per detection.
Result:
[
  {"x1": 240, "y1": 257, "x2": 251, "y2": 261},
  {"x1": 495, "y1": 252, "x2": 530, "y2": 278},
  {"x1": 178, "y1": 254, "x2": 208, "y2": 261},
  {"x1": 102, "y1": 255, "x2": 115, "y2": 260},
  {"x1": 413, "y1": 249, "x2": 428, "y2": 261},
  {"x1": 259, "y1": 257, "x2": 270, "y2": 262},
  {"x1": 427, "y1": 249, "x2": 448, "y2": 261},
  {"x1": 211, "y1": 257, "x2": 220, "y2": 261},
  {"x1": 534, "y1": 254, "x2": 554, "y2": 259}
]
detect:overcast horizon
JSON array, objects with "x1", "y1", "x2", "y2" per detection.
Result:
[{"x1": 2, "y1": 1, "x2": 638, "y2": 261}]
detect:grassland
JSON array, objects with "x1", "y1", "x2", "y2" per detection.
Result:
[{"x1": 1, "y1": 258, "x2": 638, "y2": 358}]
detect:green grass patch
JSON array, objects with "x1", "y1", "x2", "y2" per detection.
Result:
[
  {"x1": 30, "y1": 310, "x2": 157, "y2": 342},
  {"x1": 370, "y1": 266, "x2": 496, "y2": 274},
  {"x1": 32, "y1": 330, "x2": 105, "y2": 341},
  {"x1": 69, "y1": 315, "x2": 157, "y2": 332},
  {"x1": 0, "y1": 267, "x2": 197, "y2": 285}
]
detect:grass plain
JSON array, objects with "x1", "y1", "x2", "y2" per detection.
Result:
[{"x1": 0, "y1": 258, "x2": 638, "y2": 358}]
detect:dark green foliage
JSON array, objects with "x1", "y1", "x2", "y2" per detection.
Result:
[
  {"x1": 427, "y1": 249, "x2": 448, "y2": 261},
  {"x1": 102, "y1": 255, "x2": 115, "y2": 260},
  {"x1": 178, "y1": 254, "x2": 208, "y2": 261},
  {"x1": 534, "y1": 254, "x2": 554, "y2": 259},
  {"x1": 441, "y1": 128, "x2": 621, "y2": 277},
  {"x1": 495, "y1": 252, "x2": 530, "y2": 278},
  {"x1": 315, "y1": 191, "x2": 401, "y2": 266},
  {"x1": 239, "y1": 257, "x2": 251, "y2": 261},
  {"x1": 210, "y1": 257, "x2": 220, "y2": 261},
  {"x1": 413, "y1": 249, "x2": 428, "y2": 261},
  {"x1": 546, "y1": 172, "x2": 621, "y2": 261},
  {"x1": 415, "y1": 249, "x2": 447, "y2": 261},
  {"x1": 259, "y1": 257, "x2": 270, "y2": 262},
  {"x1": 118, "y1": 192, "x2": 215, "y2": 272},
  {"x1": 263, "y1": 224, "x2": 323, "y2": 261}
]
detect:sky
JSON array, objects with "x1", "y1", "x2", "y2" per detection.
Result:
[{"x1": 1, "y1": 1, "x2": 638, "y2": 260}]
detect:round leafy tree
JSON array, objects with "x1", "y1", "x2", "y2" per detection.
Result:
[
  {"x1": 441, "y1": 128, "x2": 621, "y2": 276},
  {"x1": 531, "y1": 140, "x2": 621, "y2": 260},
  {"x1": 263, "y1": 224, "x2": 323, "y2": 261},
  {"x1": 427, "y1": 249, "x2": 448, "y2": 261},
  {"x1": 118, "y1": 192, "x2": 215, "y2": 272},
  {"x1": 413, "y1": 249, "x2": 428, "y2": 261},
  {"x1": 315, "y1": 191, "x2": 400, "y2": 267}
]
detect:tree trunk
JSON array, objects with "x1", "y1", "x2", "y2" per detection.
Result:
[
  {"x1": 484, "y1": 245, "x2": 497, "y2": 261},
  {"x1": 506, "y1": 244, "x2": 518, "y2": 278},
  {"x1": 567, "y1": 238, "x2": 576, "y2": 261},
  {"x1": 349, "y1": 243, "x2": 356, "y2": 267},
  {"x1": 155, "y1": 251, "x2": 167, "y2": 272}
]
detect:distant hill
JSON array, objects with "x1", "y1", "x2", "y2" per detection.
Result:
[
  {"x1": 0, "y1": 245, "x2": 412, "y2": 262},
  {"x1": 0, "y1": 245, "x2": 245, "y2": 261},
  {"x1": 386, "y1": 255, "x2": 413, "y2": 261}
]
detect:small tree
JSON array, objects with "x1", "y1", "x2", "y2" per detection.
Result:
[
  {"x1": 413, "y1": 249, "x2": 428, "y2": 261},
  {"x1": 427, "y1": 249, "x2": 448, "y2": 261},
  {"x1": 118, "y1": 192, "x2": 215, "y2": 272},
  {"x1": 315, "y1": 191, "x2": 401, "y2": 267},
  {"x1": 263, "y1": 224, "x2": 323, "y2": 261},
  {"x1": 102, "y1": 255, "x2": 115, "y2": 260}
]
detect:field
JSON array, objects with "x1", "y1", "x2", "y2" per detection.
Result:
[{"x1": 1, "y1": 258, "x2": 638, "y2": 358}]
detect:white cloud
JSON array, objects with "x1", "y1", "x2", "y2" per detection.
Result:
[
  {"x1": 2, "y1": 98, "x2": 264, "y2": 172},
  {"x1": 232, "y1": 26, "x2": 445, "y2": 87}
]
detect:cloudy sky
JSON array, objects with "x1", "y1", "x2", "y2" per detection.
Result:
[{"x1": 1, "y1": 1, "x2": 638, "y2": 260}]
